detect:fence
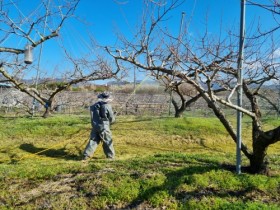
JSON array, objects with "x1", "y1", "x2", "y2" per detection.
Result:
[{"x1": 0, "y1": 88, "x2": 279, "y2": 118}]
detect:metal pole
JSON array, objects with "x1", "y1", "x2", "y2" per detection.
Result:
[
  {"x1": 169, "y1": 12, "x2": 185, "y2": 116},
  {"x1": 277, "y1": 98, "x2": 280, "y2": 119},
  {"x1": 32, "y1": 0, "x2": 50, "y2": 117},
  {"x1": 168, "y1": 90, "x2": 173, "y2": 116},
  {"x1": 179, "y1": 12, "x2": 185, "y2": 40},
  {"x1": 278, "y1": 83, "x2": 280, "y2": 118},
  {"x1": 134, "y1": 67, "x2": 136, "y2": 90},
  {"x1": 236, "y1": 0, "x2": 246, "y2": 174}
]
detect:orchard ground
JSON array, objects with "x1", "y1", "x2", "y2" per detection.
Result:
[{"x1": 0, "y1": 114, "x2": 279, "y2": 209}]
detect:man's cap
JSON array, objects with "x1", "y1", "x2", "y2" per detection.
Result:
[{"x1": 97, "y1": 92, "x2": 110, "y2": 99}]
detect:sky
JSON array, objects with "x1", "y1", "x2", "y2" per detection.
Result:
[{"x1": 1, "y1": 0, "x2": 278, "y2": 84}]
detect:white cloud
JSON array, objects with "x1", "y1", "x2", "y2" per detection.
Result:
[{"x1": 269, "y1": 48, "x2": 280, "y2": 60}]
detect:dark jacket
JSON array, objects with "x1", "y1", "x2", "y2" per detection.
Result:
[{"x1": 90, "y1": 101, "x2": 115, "y2": 131}]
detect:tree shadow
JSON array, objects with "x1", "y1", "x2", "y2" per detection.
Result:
[
  {"x1": 0, "y1": 115, "x2": 30, "y2": 119},
  {"x1": 123, "y1": 157, "x2": 254, "y2": 209},
  {"x1": 19, "y1": 143, "x2": 80, "y2": 161}
]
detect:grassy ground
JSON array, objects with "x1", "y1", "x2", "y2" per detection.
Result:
[{"x1": 0, "y1": 114, "x2": 279, "y2": 209}]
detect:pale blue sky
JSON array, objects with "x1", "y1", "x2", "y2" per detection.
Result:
[{"x1": 2, "y1": 0, "x2": 277, "y2": 83}]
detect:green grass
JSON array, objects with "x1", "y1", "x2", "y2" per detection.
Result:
[{"x1": 0, "y1": 114, "x2": 279, "y2": 209}]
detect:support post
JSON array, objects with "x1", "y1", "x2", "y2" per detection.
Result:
[
  {"x1": 236, "y1": 0, "x2": 246, "y2": 174},
  {"x1": 169, "y1": 12, "x2": 185, "y2": 116}
]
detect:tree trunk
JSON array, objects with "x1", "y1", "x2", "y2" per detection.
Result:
[
  {"x1": 174, "y1": 109, "x2": 184, "y2": 118},
  {"x1": 42, "y1": 100, "x2": 52, "y2": 118},
  {"x1": 249, "y1": 144, "x2": 268, "y2": 174},
  {"x1": 249, "y1": 125, "x2": 280, "y2": 174},
  {"x1": 172, "y1": 96, "x2": 186, "y2": 118}
]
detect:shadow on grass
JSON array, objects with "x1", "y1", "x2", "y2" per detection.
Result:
[
  {"x1": 19, "y1": 143, "x2": 80, "y2": 161},
  {"x1": 0, "y1": 115, "x2": 30, "y2": 119},
  {"x1": 124, "y1": 156, "x2": 254, "y2": 209}
]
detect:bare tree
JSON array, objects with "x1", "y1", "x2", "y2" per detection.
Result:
[
  {"x1": 0, "y1": 0, "x2": 78, "y2": 54},
  {"x1": 105, "y1": 0, "x2": 280, "y2": 174},
  {"x1": 247, "y1": 0, "x2": 280, "y2": 38},
  {"x1": 158, "y1": 76, "x2": 202, "y2": 117},
  {"x1": 0, "y1": 54, "x2": 119, "y2": 117},
  {"x1": 0, "y1": 0, "x2": 119, "y2": 117},
  {"x1": 257, "y1": 86, "x2": 280, "y2": 115},
  {"x1": 246, "y1": 0, "x2": 280, "y2": 115}
]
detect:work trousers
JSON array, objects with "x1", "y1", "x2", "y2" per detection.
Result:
[{"x1": 83, "y1": 128, "x2": 115, "y2": 159}]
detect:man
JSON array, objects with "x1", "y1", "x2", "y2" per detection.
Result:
[{"x1": 83, "y1": 92, "x2": 115, "y2": 160}]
